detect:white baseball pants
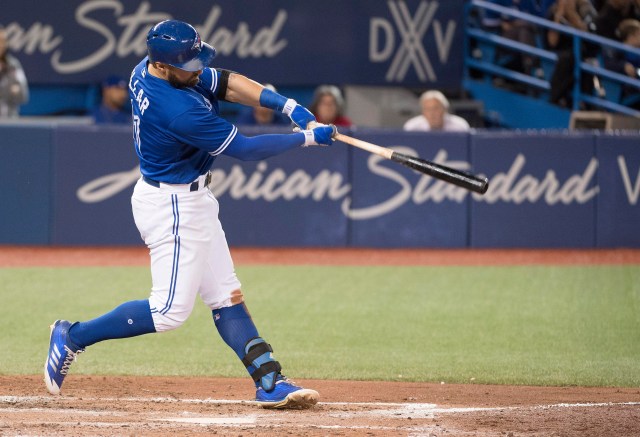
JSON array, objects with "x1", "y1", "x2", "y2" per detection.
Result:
[{"x1": 131, "y1": 177, "x2": 242, "y2": 332}]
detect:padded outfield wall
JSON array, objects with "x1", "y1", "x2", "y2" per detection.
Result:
[{"x1": 0, "y1": 124, "x2": 638, "y2": 248}]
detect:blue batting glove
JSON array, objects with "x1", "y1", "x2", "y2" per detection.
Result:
[
  {"x1": 259, "y1": 88, "x2": 317, "y2": 129},
  {"x1": 290, "y1": 104, "x2": 316, "y2": 129},
  {"x1": 301, "y1": 124, "x2": 337, "y2": 147},
  {"x1": 283, "y1": 99, "x2": 316, "y2": 129}
]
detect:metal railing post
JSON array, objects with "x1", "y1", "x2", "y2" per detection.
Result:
[{"x1": 572, "y1": 35, "x2": 581, "y2": 111}]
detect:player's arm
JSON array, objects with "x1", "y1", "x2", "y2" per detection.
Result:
[
  {"x1": 221, "y1": 71, "x2": 316, "y2": 129},
  {"x1": 225, "y1": 124, "x2": 336, "y2": 161},
  {"x1": 170, "y1": 106, "x2": 335, "y2": 161},
  {"x1": 221, "y1": 72, "x2": 263, "y2": 106}
]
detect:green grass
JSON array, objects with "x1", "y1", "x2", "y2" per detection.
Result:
[{"x1": 2, "y1": 265, "x2": 639, "y2": 387}]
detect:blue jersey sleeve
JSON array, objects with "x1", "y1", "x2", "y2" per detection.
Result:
[
  {"x1": 223, "y1": 132, "x2": 306, "y2": 161},
  {"x1": 169, "y1": 106, "x2": 238, "y2": 156},
  {"x1": 195, "y1": 68, "x2": 222, "y2": 101}
]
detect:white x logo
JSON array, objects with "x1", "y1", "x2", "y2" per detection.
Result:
[{"x1": 386, "y1": 0, "x2": 437, "y2": 82}]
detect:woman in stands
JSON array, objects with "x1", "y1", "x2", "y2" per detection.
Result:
[{"x1": 310, "y1": 85, "x2": 353, "y2": 128}]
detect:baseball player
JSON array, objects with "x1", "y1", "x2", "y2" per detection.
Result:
[{"x1": 44, "y1": 20, "x2": 336, "y2": 409}]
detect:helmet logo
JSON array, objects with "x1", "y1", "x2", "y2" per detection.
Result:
[{"x1": 192, "y1": 35, "x2": 201, "y2": 52}]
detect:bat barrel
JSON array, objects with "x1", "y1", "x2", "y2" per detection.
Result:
[{"x1": 391, "y1": 152, "x2": 489, "y2": 194}]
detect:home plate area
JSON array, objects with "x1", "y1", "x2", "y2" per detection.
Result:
[{"x1": 1, "y1": 376, "x2": 640, "y2": 436}]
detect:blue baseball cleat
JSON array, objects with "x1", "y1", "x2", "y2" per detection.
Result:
[
  {"x1": 44, "y1": 320, "x2": 83, "y2": 395},
  {"x1": 255, "y1": 374, "x2": 319, "y2": 409}
]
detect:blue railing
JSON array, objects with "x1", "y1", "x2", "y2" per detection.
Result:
[{"x1": 465, "y1": 0, "x2": 640, "y2": 118}]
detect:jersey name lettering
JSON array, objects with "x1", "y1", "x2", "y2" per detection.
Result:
[
  {"x1": 129, "y1": 75, "x2": 150, "y2": 116},
  {"x1": 135, "y1": 89, "x2": 150, "y2": 115}
]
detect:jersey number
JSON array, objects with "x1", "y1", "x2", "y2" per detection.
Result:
[{"x1": 133, "y1": 115, "x2": 141, "y2": 154}]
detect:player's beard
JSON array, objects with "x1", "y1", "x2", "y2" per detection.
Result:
[{"x1": 167, "y1": 71, "x2": 200, "y2": 89}]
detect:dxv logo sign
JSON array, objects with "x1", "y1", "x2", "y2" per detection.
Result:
[{"x1": 369, "y1": 0, "x2": 457, "y2": 82}]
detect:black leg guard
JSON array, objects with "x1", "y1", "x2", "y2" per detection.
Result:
[{"x1": 242, "y1": 337, "x2": 282, "y2": 392}]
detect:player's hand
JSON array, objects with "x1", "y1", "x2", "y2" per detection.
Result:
[
  {"x1": 284, "y1": 101, "x2": 316, "y2": 129},
  {"x1": 300, "y1": 123, "x2": 337, "y2": 147}
]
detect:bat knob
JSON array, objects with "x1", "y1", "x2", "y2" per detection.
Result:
[{"x1": 478, "y1": 178, "x2": 489, "y2": 195}]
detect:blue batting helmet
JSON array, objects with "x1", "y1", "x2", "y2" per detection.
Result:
[{"x1": 146, "y1": 20, "x2": 216, "y2": 72}]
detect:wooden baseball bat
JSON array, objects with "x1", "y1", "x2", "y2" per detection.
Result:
[{"x1": 334, "y1": 133, "x2": 489, "y2": 195}]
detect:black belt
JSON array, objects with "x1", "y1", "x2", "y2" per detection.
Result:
[{"x1": 143, "y1": 172, "x2": 212, "y2": 192}]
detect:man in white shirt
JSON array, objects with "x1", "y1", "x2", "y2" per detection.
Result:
[{"x1": 403, "y1": 90, "x2": 470, "y2": 132}]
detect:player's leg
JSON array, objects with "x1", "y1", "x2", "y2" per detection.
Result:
[
  {"x1": 44, "y1": 300, "x2": 156, "y2": 395},
  {"x1": 198, "y1": 192, "x2": 318, "y2": 409},
  {"x1": 51, "y1": 225, "x2": 207, "y2": 354},
  {"x1": 44, "y1": 181, "x2": 207, "y2": 395},
  {"x1": 211, "y1": 302, "x2": 319, "y2": 409}
]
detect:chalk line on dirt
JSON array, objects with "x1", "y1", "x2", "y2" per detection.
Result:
[
  {"x1": 2, "y1": 397, "x2": 638, "y2": 435},
  {"x1": 2, "y1": 395, "x2": 639, "y2": 414}
]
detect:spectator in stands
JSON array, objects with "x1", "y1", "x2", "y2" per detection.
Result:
[
  {"x1": 235, "y1": 84, "x2": 290, "y2": 125},
  {"x1": 618, "y1": 19, "x2": 640, "y2": 74},
  {"x1": 499, "y1": 0, "x2": 557, "y2": 74},
  {"x1": 92, "y1": 75, "x2": 131, "y2": 124},
  {"x1": 546, "y1": 0, "x2": 598, "y2": 106},
  {"x1": 477, "y1": 1, "x2": 556, "y2": 93},
  {"x1": 0, "y1": 27, "x2": 29, "y2": 117},
  {"x1": 310, "y1": 85, "x2": 352, "y2": 127},
  {"x1": 547, "y1": 0, "x2": 597, "y2": 49},
  {"x1": 604, "y1": 19, "x2": 640, "y2": 106},
  {"x1": 604, "y1": 18, "x2": 640, "y2": 72},
  {"x1": 592, "y1": 0, "x2": 640, "y2": 40},
  {"x1": 403, "y1": 90, "x2": 470, "y2": 132}
]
